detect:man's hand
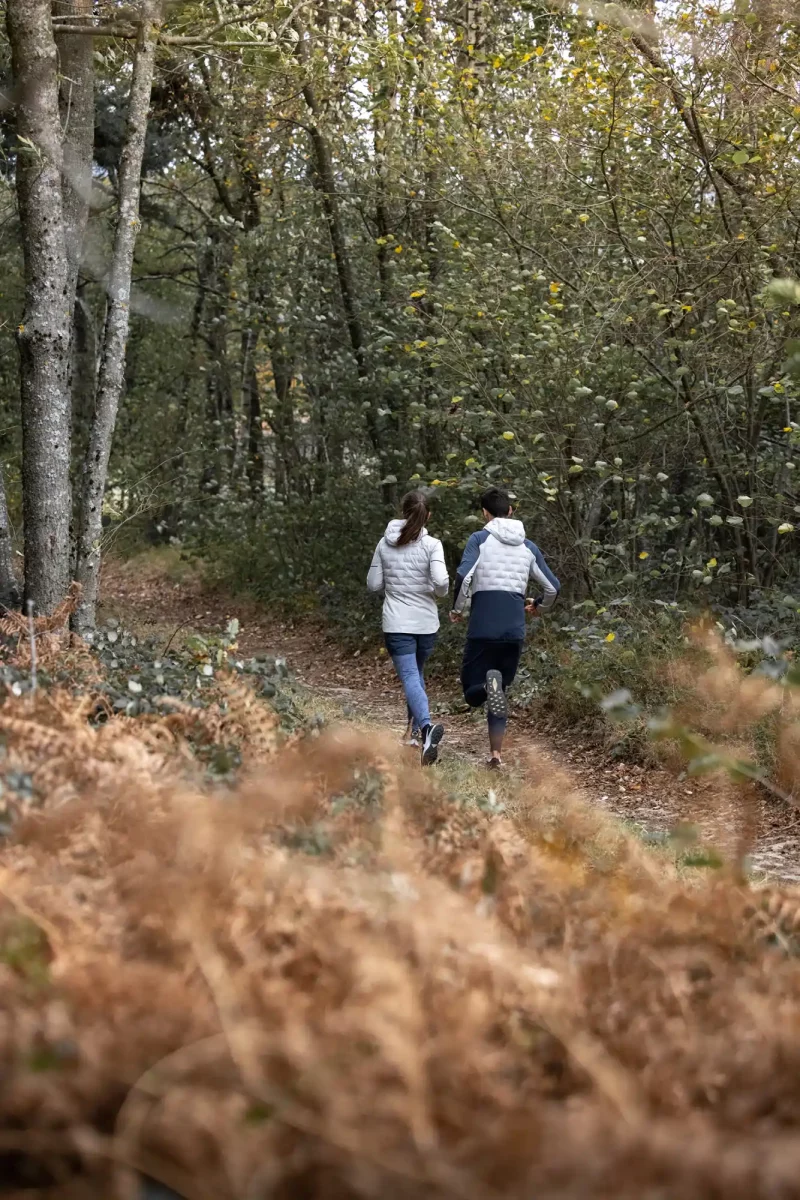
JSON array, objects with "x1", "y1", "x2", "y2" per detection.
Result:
[
  {"x1": 525, "y1": 599, "x2": 540, "y2": 617},
  {"x1": 449, "y1": 611, "x2": 463, "y2": 624}
]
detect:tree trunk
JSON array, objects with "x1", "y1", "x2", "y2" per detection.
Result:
[
  {"x1": 54, "y1": 0, "x2": 94, "y2": 306},
  {"x1": 199, "y1": 229, "x2": 235, "y2": 490},
  {"x1": 241, "y1": 328, "x2": 264, "y2": 495},
  {"x1": 74, "y1": 0, "x2": 161, "y2": 632},
  {"x1": 7, "y1": 0, "x2": 72, "y2": 614},
  {"x1": 70, "y1": 290, "x2": 98, "y2": 451},
  {"x1": 0, "y1": 463, "x2": 21, "y2": 610},
  {"x1": 55, "y1": 0, "x2": 96, "y2": 546},
  {"x1": 295, "y1": 22, "x2": 368, "y2": 384},
  {"x1": 270, "y1": 353, "x2": 296, "y2": 498}
]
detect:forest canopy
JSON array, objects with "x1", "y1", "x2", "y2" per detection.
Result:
[{"x1": 2, "y1": 0, "x2": 800, "y2": 626}]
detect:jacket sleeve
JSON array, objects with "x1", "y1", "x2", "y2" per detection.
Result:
[
  {"x1": 428, "y1": 538, "x2": 450, "y2": 598},
  {"x1": 452, "y1": 532, "x2": 481, "y2": 610},
  {"x1": 366, "y1": 542, "x2": 385, "y2": 594},
  {"x1": 526, "y1": 541, "x2": 559, "y2": 611}
]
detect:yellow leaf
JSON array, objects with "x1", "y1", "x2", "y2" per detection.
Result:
[
  {"x1": 707, "y1": 558, "x2": 717, "y2": 568},
  {"x1": 638, "y1": 551, "x2": 649, "y2": 560},
  {"x1": 493, "y1": 56, "x2": 503, "y2": 68},
  {"x1": 549, "y1": 281, "x2": 561, "y2": 294},
  {"x1": 578, "y1": 213, "x2": 589, "y2": 222},
  {"x1": 785, "y1": 426, "x2": 793, "y2": 432},
  {"x1": 534, "y1": 45, "x2": 544, "y2": 55},
  {"x1": 502, "y1": 431, "x2": 515, "y2": 441},
  {"x1": 431, "y1": 478, "x2": 442, "y2": 486},
  {"x1": 605, "y1": 632, "x2": 616, "y2": 642},
  {"x1": 410, "y1": 289, "x2": 427, "y2": 298},
  {"x1": 394, "y1": 245, "x2": 403, "y2": 253}
]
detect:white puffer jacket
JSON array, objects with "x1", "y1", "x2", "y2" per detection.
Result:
[{"x1": 367, "y1": 520, "x2": 449, "y2": 634}]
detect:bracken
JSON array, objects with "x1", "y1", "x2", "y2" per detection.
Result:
[{"x1": 0, "y1": 619, "x2": 798, "y2": 1197}]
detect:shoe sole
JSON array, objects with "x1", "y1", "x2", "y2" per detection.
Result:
[
  {"x1": 486, "y1": 670, "x2": 507, "y2": 719},
  {"x1": 422, "y1": 723, "x2": 445, "y2": 766}
]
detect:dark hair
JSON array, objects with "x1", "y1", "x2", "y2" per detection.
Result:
[
  {"x1": 396, "y1": 490, "x2": 429, "y2": 547},
  {"x1": 480, "y1": 487, "x2": 512, "y2": 518}
]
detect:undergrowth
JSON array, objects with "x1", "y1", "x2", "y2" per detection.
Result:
[{"x1": 0, "y1": 589, "x2": 795, "y2": 1196}]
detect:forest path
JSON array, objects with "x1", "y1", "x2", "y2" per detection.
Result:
[{"x1": 100, "y1": 552, "x2": 800, "y2": 881}]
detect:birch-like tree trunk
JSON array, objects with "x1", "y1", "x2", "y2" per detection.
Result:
[
  {"x1": 74, "y1": 0, "x2": 162, "y2": 632},
  {"x1": 54, "y1": 0, "x2": 94, "y2": 307},
  {"x1": 6, "y1": 0, "x2": 72, "y2": 614}
]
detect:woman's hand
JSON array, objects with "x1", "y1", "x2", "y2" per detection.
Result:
[
  {"x1": 449, "y1": 611, "x2": 463, "y2": 624},
  {"x1": 525, "y1": 599, "x2": 540, "y2": 617}
]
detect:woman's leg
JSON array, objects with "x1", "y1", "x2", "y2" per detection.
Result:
[
  {"x1": 415, "y1": 634, "x2": 437, "y2": 724},
  {"x1": 392, "y1": 653, "x2": 432, "y2": 731},
  {"x1": 385, "y1": 633, "x2": 432, "y2": 732}
]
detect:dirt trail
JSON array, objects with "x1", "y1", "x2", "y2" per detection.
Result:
[{"x1": 101, "y1": 556, "x2": 800, "y2": 881}]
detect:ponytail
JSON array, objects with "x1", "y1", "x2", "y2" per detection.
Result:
[{"x1": 396, "y1": 490, "x2": 429, "y2": 547}]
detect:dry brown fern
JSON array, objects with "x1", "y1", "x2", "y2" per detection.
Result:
[{"x1": 0, "y1": 631, "x2": 799, "y2": 1196}]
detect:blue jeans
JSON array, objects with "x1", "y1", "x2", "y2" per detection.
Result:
[{"x1": 384, "y1": 632, "x2": 437, "y2": 733}]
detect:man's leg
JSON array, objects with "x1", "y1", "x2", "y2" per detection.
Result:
[
  {"x1": 461, "y1": 638, "x2": 490, "y2": 708},
  {"x1": 485, "y1": 641, "x2": 523, "y2": 763}
]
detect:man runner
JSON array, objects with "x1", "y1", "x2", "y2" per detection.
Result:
[{"x1": 450, "y1": 488, "x2": 560, "y2": 769}]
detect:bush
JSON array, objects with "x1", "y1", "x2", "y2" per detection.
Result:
[{"x1": 191, "y1": 476, "x2": 388, "y2": 643}]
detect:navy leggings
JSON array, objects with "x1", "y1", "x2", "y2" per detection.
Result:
[{"x1": 461, "y1": 638, "x2": 523, "y2": 733}]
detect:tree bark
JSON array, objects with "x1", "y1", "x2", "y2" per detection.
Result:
[
  {"x1": 295, "y1": 22, "x2": 368, "y2": 384},
  {"x1": 74, "y1": 0, "x2": 162, "y2": 632},
  {"x1": 0, "y1": 463, "x2": 21, "y2": 610},
  {"x1": 70, "y1": 288, "x2": 98, "y2": 479},
  {"x1": 242, "y1": 328, "x2": 263, "y2": 494},
  {"x1": 55, "y1": 0, "x2": 96, "y2": 533},
  {"x1": 54, "y1": 0, "x2": 94, "y2": 306},
  {"x1": 7, "y1": 0, "x2": 73, "y2": 614}
]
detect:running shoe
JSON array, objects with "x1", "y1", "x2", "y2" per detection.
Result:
[
  {"x1": 421, "y1": 722, "x2": 445, "y2": 766},
  {"x1": 485, "y1": 670, "x2": 508, "y2": 721}
]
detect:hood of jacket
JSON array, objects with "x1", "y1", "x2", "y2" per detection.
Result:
[
  {"x1": 486, "y1": 517, "x2": 526, "y2": 546},
  {"x1": 384, "y1": 518, "x2": 428, "y2": 546}
]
